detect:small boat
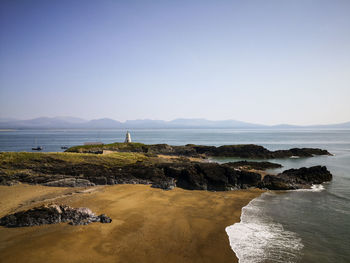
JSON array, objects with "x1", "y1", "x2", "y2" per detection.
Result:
[
  {"x1": 32, "y1": 139, "x2": 42, "y2": 151},
  {"x1": 32, "y1": 146, "x2": 43, "y2": 151},
  {"x1": 61, "y1": 146, "x2": 68, "y2": 149}
]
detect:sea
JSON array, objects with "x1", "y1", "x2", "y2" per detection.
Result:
[{"x1": 0, "y1": 128, "x2": 349, "y2": 262}]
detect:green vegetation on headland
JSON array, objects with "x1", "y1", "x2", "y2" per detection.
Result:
[
  {"x1": 66, "y1": 142, "x2": 147, "y2": 153},
  {"x1": 0, "y1": 152, "x2": 149, "y2": 186},
  {"x1": 0, "y1": 151, "x2": 148, "y2": 168}
]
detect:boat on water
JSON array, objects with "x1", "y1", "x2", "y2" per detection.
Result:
[
  {"x1": 32, "y1": 139, "x2": 42, "y2": 151},
  {"x1": 32, "y1": 146, "x2": 43, "y2": 151},
  {"x1": 61, "y1": 146, "x2": 68, "y2": 149}
]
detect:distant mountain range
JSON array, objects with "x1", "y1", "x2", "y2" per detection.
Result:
[{"x1": 0, "y1": 117, "x2": 349, "y2": 129}]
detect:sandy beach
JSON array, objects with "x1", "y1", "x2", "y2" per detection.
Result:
[{"x1": 0, "y1": 184, "x2": 262, "y2": 263}]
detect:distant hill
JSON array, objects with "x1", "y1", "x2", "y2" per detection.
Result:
[
  {"x1": 53, "y1": 116, "x2": 87, "y2": 123},
  {"x1": 311, "y1": 121, "x2": 350, "y2": 129},
  {"x1": 167, "y1": 119, "x2": 264, "y2": 128},
  {"x1": 0, "y1": 117, "x2": 85, "y2": 129},
  {"x1": 270, "y1": 122, "x2": 350, "y2": 129},
  {"x1": 81, "y1": 118, "x2": 123, "y2": 129},
  {"x1": 0, "y1": 117, "x2": 349, "y2": 129},
  {"x1": 124, "y1": 119, "x2": 167, "y2": 128}
]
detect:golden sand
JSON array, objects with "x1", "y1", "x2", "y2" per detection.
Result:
[{"x1": 0, "y1": 184, "x2": 262, "y2": 263}]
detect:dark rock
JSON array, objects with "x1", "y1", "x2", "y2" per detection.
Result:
[
  {"x1": 115, "y1": 178, "x2": 152, "y2": 185},
  {"x1": 151, "y1": 177, "x2": 176, "y2": 190},
  {"x1": 67, "y1": 143, "x2": 331, "y2": 159},
  {"x1": 214, "y1": 145, "x2": 272, "y2": 158},
  {"x1": 106, "y1": 178, "x2": 117, "y2": 185},
  {"x1": 0, "y1": 176, "x2": 19, "y2": 186},
  {"x1": 237, "y1": 170, "x2": 262, "y2": 189},
  {"x1": 279, "y1": 165, "x2": 332, "y2": 184},
  {"x1": 197, "y1": 163, "x2": 229, "y2": 191},
  {"x1": 90, "y1": 177, "x2": 107, "y2": 185},
  {"x1": 160, "y1": 162, "x2": 262, "y2": 191},
  {"x1": 272, "y1": 148, "x2": 331, "y2": 158},
  {"x1": 0, "y1": 159, "x2": 263, "y2": 191},
  {"x1": 225, "y1": 161, "x2": 282, "y2": 170},
  {"x1": 43, "y1": 178, "x2": 95, "y2": 187},
  {"x1": 174, "y1": 165, "x2": 207, "y2": 190},
  {"x1": 0, "y1": 149, "x2": 332, "y2": 192},
  {"x1": 208, "y1": 145, "x2": 331, "y2": 159},
  {"x1": 0, "y1": 204, "x2": 112, "y2": 228},
  {"x1": 99, "y1": 214, "x2": 112, "y2": 223},
  {"x1": 259, "y1": 175, "x2": 295, "y2": 190},
  {"x1": 259, "y1": 165, "x2": 332, "y2": 190}
]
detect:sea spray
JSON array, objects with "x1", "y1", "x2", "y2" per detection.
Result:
[
  {"x1": 292, "y1": 184, "x2": 325, "y2": 192},
  {"x1": 225, "y1": 192, "x2": 304, "y2": 263}
]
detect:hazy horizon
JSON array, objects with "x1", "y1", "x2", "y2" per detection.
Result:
[{"x1": 1, "y1": 0, "x2": 350, "y2": 125}]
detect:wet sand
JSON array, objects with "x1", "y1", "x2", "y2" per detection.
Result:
[{"x1": 0, "y1": 184, "x2": 262, "y2": 263}]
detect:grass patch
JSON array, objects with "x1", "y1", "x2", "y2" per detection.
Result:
[
  {"x1": 0, "y1": 151, "x2": 148, "y2": 170},
  {"x1": 66, "y1": 142, "x2": 147, "y2": 153}
]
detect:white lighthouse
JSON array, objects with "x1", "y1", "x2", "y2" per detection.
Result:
[{"x1": 124, "y1": 131, "x2": 132, "y2": 143}]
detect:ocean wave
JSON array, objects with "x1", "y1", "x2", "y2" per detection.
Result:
[
  {"x1": 225, "y1": 193, "x2": 304, "y2": 263},
  {"x1": 292, "y1": 184, "x2": 325, "y2": 192},
  {"x1": 289, "y1": 156, "x2": 300, "y2": 159}
]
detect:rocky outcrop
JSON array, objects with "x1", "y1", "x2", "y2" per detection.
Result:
[
  {"x1": 0, "y1": 152, "x2": 333, "y2": 192},
  {"x1": 67, "y1": 143, "x2": 331, "y2": 159},
  {"x1": 43, "y1": 178, "x2": 95, "y2": 187},
  {"x1": 159, "y1": 162, "x2": 262, "y2": 191},
  {"x1": 259, "y1": 166, "x2": 332, "y2": 190},
  {"x1": 193, "y1": 145, "x2": 331, "y2": 158},
  {"x1": 0, "y1": 204, "x2": 112, "y2": 228},
  {"x1": 280, "y1": 166, "x2": 332, "y2": 184},
  {"x1": 0, "y1": 161, "x2": 262, "y2": 191},
  {"x1": 225, "y1": 161, "x2": 282, "y2": 170},
  {"x1": 271, "y1": 148, "x2": 331, "y2": 158}
]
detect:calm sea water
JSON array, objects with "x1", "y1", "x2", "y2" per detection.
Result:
[{"x1": 0, "y1": 129, "x2": 349, "y2": 262}]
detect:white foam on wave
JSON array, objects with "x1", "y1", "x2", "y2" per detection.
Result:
[
  {"x1": 310, "y1": 184, "x2": 325, "y2": 192},
  {"x1": 225, "y1": 193, "x2": 304, "y2": 263},
  {"x1": 293, "y1": 184, "x2": 325, "y2": 192}
]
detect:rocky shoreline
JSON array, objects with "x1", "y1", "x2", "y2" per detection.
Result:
[
  {"x1": 260, "y1": 166, "x2": 332, "y2": 190},
  {"x1": 0, "y1": 148, "x2": 332, "y2": 191},
  {"x1": 0, "y1": 204, "x2": 112, "y2": 228}
]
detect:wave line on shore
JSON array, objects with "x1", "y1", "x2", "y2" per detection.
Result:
[{"x1": 225, "y1": 192, "x2": 304, "y2": 263}]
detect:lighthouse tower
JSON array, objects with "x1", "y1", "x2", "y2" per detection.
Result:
[{"x1": 124, "y1": 131, "x2": 132, "y2": 143}]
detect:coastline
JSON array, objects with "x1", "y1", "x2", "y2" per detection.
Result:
[
  {"x1": 225, "y1": 192, "x2": 304, "y2": 263},
  {"x1": 0, "y1": 184, "x2": 263, "y2": 263}
]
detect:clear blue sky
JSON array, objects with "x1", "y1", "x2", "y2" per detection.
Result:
[{"x1": 1, "y1": 0, "x2": 349, "y2": 125}]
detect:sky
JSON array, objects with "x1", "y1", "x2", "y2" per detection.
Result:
[{"x1": 0, "y1": 0, "x2": 350, "y2": 125}]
